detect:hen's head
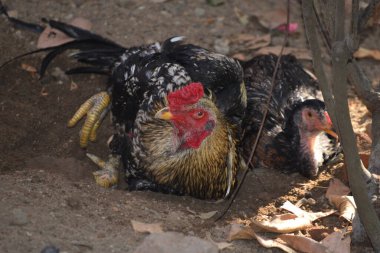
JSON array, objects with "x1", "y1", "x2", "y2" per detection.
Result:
[
  {"x1": 155, "y1": 83, "x2": 217, "y2": 149},
  {"x1": 287, "y1": 99, "x2": 338, "y2": 178},
  {"x1": 292, "y1": 100, "x2": 337, "y2": 138}
]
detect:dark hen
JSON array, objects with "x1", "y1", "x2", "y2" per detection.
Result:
[
  {"x1": 2, "y1": 14, "x2": 247, "y2": 199},
  {"x1": 241, "y1": 54, "x2": 340, "y2": 178}
]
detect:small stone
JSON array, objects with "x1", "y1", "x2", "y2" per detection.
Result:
[
  {"x1": 213, "y1": 38, "x2": 230, "y2": 55},
  {"x1": 40, "y1": 245, "x2": 60, "y2": 253},
  {"x1": 10, "y1": 208, "x2": 29, "y2": 226},
  {"x1": 133, "y1": 232, "x2": 218, "y2": 253},
  {"x1": 194, "y1": 8, "x2": 206, "y2": 17},
  {"x1": 51, "y1": 67, "x2": 69, "y2": 83},
  {"x1": 66, "y1": 196, "x2": 81, "y2": 210}
]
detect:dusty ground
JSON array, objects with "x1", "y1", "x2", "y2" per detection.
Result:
[{"x1": 0, "y1": 0, "x2": 378, "y2": 252}]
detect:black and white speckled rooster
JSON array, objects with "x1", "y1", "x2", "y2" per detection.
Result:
[
  {"x1": 2, "y1": 16, "x2": 247, "y2": 199},
  {"x1": 241, "y1": 54, "x2": 340, "y2": 178}
]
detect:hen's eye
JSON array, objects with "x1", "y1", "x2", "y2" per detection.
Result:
[
  {"x1": 307, "y1": 111, "x2": 313, "y2": 117},
  {"x1": 193, "y1": 111, "x2": 204, "y2": 119}
]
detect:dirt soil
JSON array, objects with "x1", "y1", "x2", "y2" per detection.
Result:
[{"x1": 0, "y1": 0, "x2": 378, "y2": 252}]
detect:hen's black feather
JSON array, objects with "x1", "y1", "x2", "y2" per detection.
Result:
[{"x1": 242, "y1": 54, "x2": 340, "y2": 178}]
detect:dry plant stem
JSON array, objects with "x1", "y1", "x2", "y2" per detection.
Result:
[
  {"x1": 214, "y1": 1, "x2": 292, "y2": 222},
  {"x1": 302, "y1": 0, "x2": 380, "y2": 251},
  {"x1": 302, "y1": 0, "x2": 337, "y2": 125}
]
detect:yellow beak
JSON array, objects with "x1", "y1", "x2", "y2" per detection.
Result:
[
  {"x1": 154, "y1": 107, "x2": 173, "y2": 120},
  {"x1": 323, "y1": 128, "x2": 339, "y2": 140}
]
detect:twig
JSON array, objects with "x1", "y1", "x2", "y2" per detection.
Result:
[
  {"x1": 214, "y1": 0, "x2": 291, "y2": 222},
  {"x1": 303, "y1": 0, "x2": 380, "y2": 250}
]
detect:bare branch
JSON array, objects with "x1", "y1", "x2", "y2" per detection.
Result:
[{"x1": 302, "y1": 0, "x2": 380, "y2": 250}]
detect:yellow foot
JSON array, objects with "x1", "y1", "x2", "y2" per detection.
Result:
[
  {"x1": 86, "y1": 153, "x2": 120, "y2": 188},
  {"x1": 68, "y1": 91, "x2": 111, "y2": 148}
]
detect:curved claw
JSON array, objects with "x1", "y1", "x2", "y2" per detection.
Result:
[
  {"x1": 86, "y1": 153, "x2": 120, "y2": 188},
  {"x1": 68, "y1": 91, "x2": 111, "y2": 148}
]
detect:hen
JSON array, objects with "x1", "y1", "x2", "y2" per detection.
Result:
[
  {"x1": 241, "y1": 54, "x2": 340, "y2": 178},
  {"x1": 2, "y1": 16, "x2": 247, "y2": 199}
]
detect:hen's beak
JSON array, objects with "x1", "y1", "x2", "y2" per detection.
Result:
[
  {"x1": 154, "y1": 107, "x2": 173, "y2": 120},
  {"x1": 323, "y1": 128, "x2": 339, "y2": 140}
]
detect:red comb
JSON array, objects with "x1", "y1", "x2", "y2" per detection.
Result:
[
  {"x1": 324, "y1": 111, "x2": 332, "y2": 125},
  {"x1": 168, "y1": 83, "x2": 204, "y2": 109}
]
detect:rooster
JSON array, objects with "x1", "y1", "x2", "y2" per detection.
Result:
[
  {"x1": 241, "y1": 54, "x2": 340, "y2": 178},
  {"x1": 1, "y1": 12, "x2": 247, "y2": 199}
]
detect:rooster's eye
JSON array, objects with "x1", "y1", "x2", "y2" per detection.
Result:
[{"x1": 193, "y1": 111, "x2": 205, "y2": 119}]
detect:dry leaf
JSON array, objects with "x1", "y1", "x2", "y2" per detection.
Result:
[
  {"x1": 325, "y1": 178, "x2": 351, "y2": 200},
  {"x1": 325, "y1": 178, "x2": 355, "y2": 222},
  {"x1": 254, "y1": 46, "x2": 312, "y2": 60},
  {"x1": 354, "y1": 47, "x2": 380, "y2": 60},
  {"x1": 227, "y1": 223, "x2": 256, "y2": 241},
  {"x1": 234, "y1": 34, "x2": 271, "y2": 50},
  {"x1": 279, "y1": 234, "x2": 328, "y2": 253},
  {"x1": 227, "y1": 224, "x2": 296, "y2": 253},
  {"x1": 329, "y1": 195, "x2": 356, "y2": 222},
  {"x1": 70, "y1": 81, "x2": 78, "y2": 91},
  {"x1": 131, "y1": 220, "x2": 163, "y2": 234},
  {"x1": 321, "y1": 231, "x2": 350, "y2": 253},
  {"x1": 252, "y1": 214, "x2": 313, "y2": 233},
  {"x1": 37, "y1": 17, "x2": 92, "y2": 49},
  {"x1": 21, "y1": 63, "x2": 37, "y2": 73},
  {"x1": 234, "y1": 7, "x2": 249, "y2": 26},
  {"x1": 281, "y1": 201, "x2": 335, "y2": 222},
  {"x1": 205, "y1": 232, "x2": 233, "y2": 250},
  {"x1": 308, "y1": 228, "x2": 335, "y2": 241},
  {"x1": 197, "y1": 210, "x2": 217, "y2": 220},
  {"x1": 253, "y1": 9, "x2": 287, "y2": 29},
  {"x1": 40, "y1": 87, "x2": 49, "y2": 96}
]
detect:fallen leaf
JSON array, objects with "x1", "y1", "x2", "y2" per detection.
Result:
[
  {"x1": 253, "y1": 9, "x2": 287, "y2": 30},
  {"x1": 131, "y1": 220, "x2": 163, "y2": 234},
  {"x1": 325, "y1": 178, "x2": 351, "y2": 200},
  {"x1": 70, "y1": 81, "x2": 78, "y2": 91},
  {"x1": 197, "y1": 210, "x2": 217, "y2": 220},
  {"x1": 252, "y1": 214, "x2": 313, "y2": 233},
  {"x1": 281, "y1": 201, "x2": 335, "y2": 222},
  {"x1": 227, "y1": 224, "x2": 296, "y2": 253},
  {"x1": 325, "y1": 178, "x2": 355, "y2": 222},
  {"x1": 37, "y1": 17, "x2": 92, "y2": 49},
  {"x1": 234, "y1": 7, "x2": 249, "y2": 26},
  {"x1": 40, "y1": 87, "x2": 49, "y2": 96},
  {"x1": 21, "y1": 63, "x2": 37, "y2": 73},
  {"x1": 354, "y1": 47, "x2": 380, "y2": 60},
  {"x1": 308, "y1": 228, "x2": 335, "y2": 241},
  {"x1": 205, "y1": 232, "x2": 233, "y2": 250},
  {"x1": 254, "y1": 46, "x2": 312, "y2": 60},
  {"x1": 279, "y1": 234, "x2": 328, "y2": 253},
  {"x1": 321, "y1": 231, "x2": 351, "y2": 253},
  {"x1": 359, "y1": 152, "x2": 371, "y2": 168},
  {"x1": 227, "y1": 223, "x2": 256, "y2": 241},
  {"x1": 329, "y1": 195, "x2": 356, "y2": 222},
  {"x1": 234, "y1": 34, "x2": 271, "y2": 50}
]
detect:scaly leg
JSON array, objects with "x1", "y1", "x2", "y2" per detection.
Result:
[
  {"x1": 86, "y1": 153, "x2": 120, "y2": 188},
  {"x1": 68, "y1": 91, "x2": 111, "y2": 148}
]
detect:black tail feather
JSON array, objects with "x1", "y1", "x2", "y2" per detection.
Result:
[
  {"x1": 46, "y1": 19, "x2": 123, "y2": 48},
  {"x1": 1, "y1": 9, "x2": 127, "y2": 79},
  {"x1": 0, "y1": 1, "x2": 44, "y2": 33}
]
